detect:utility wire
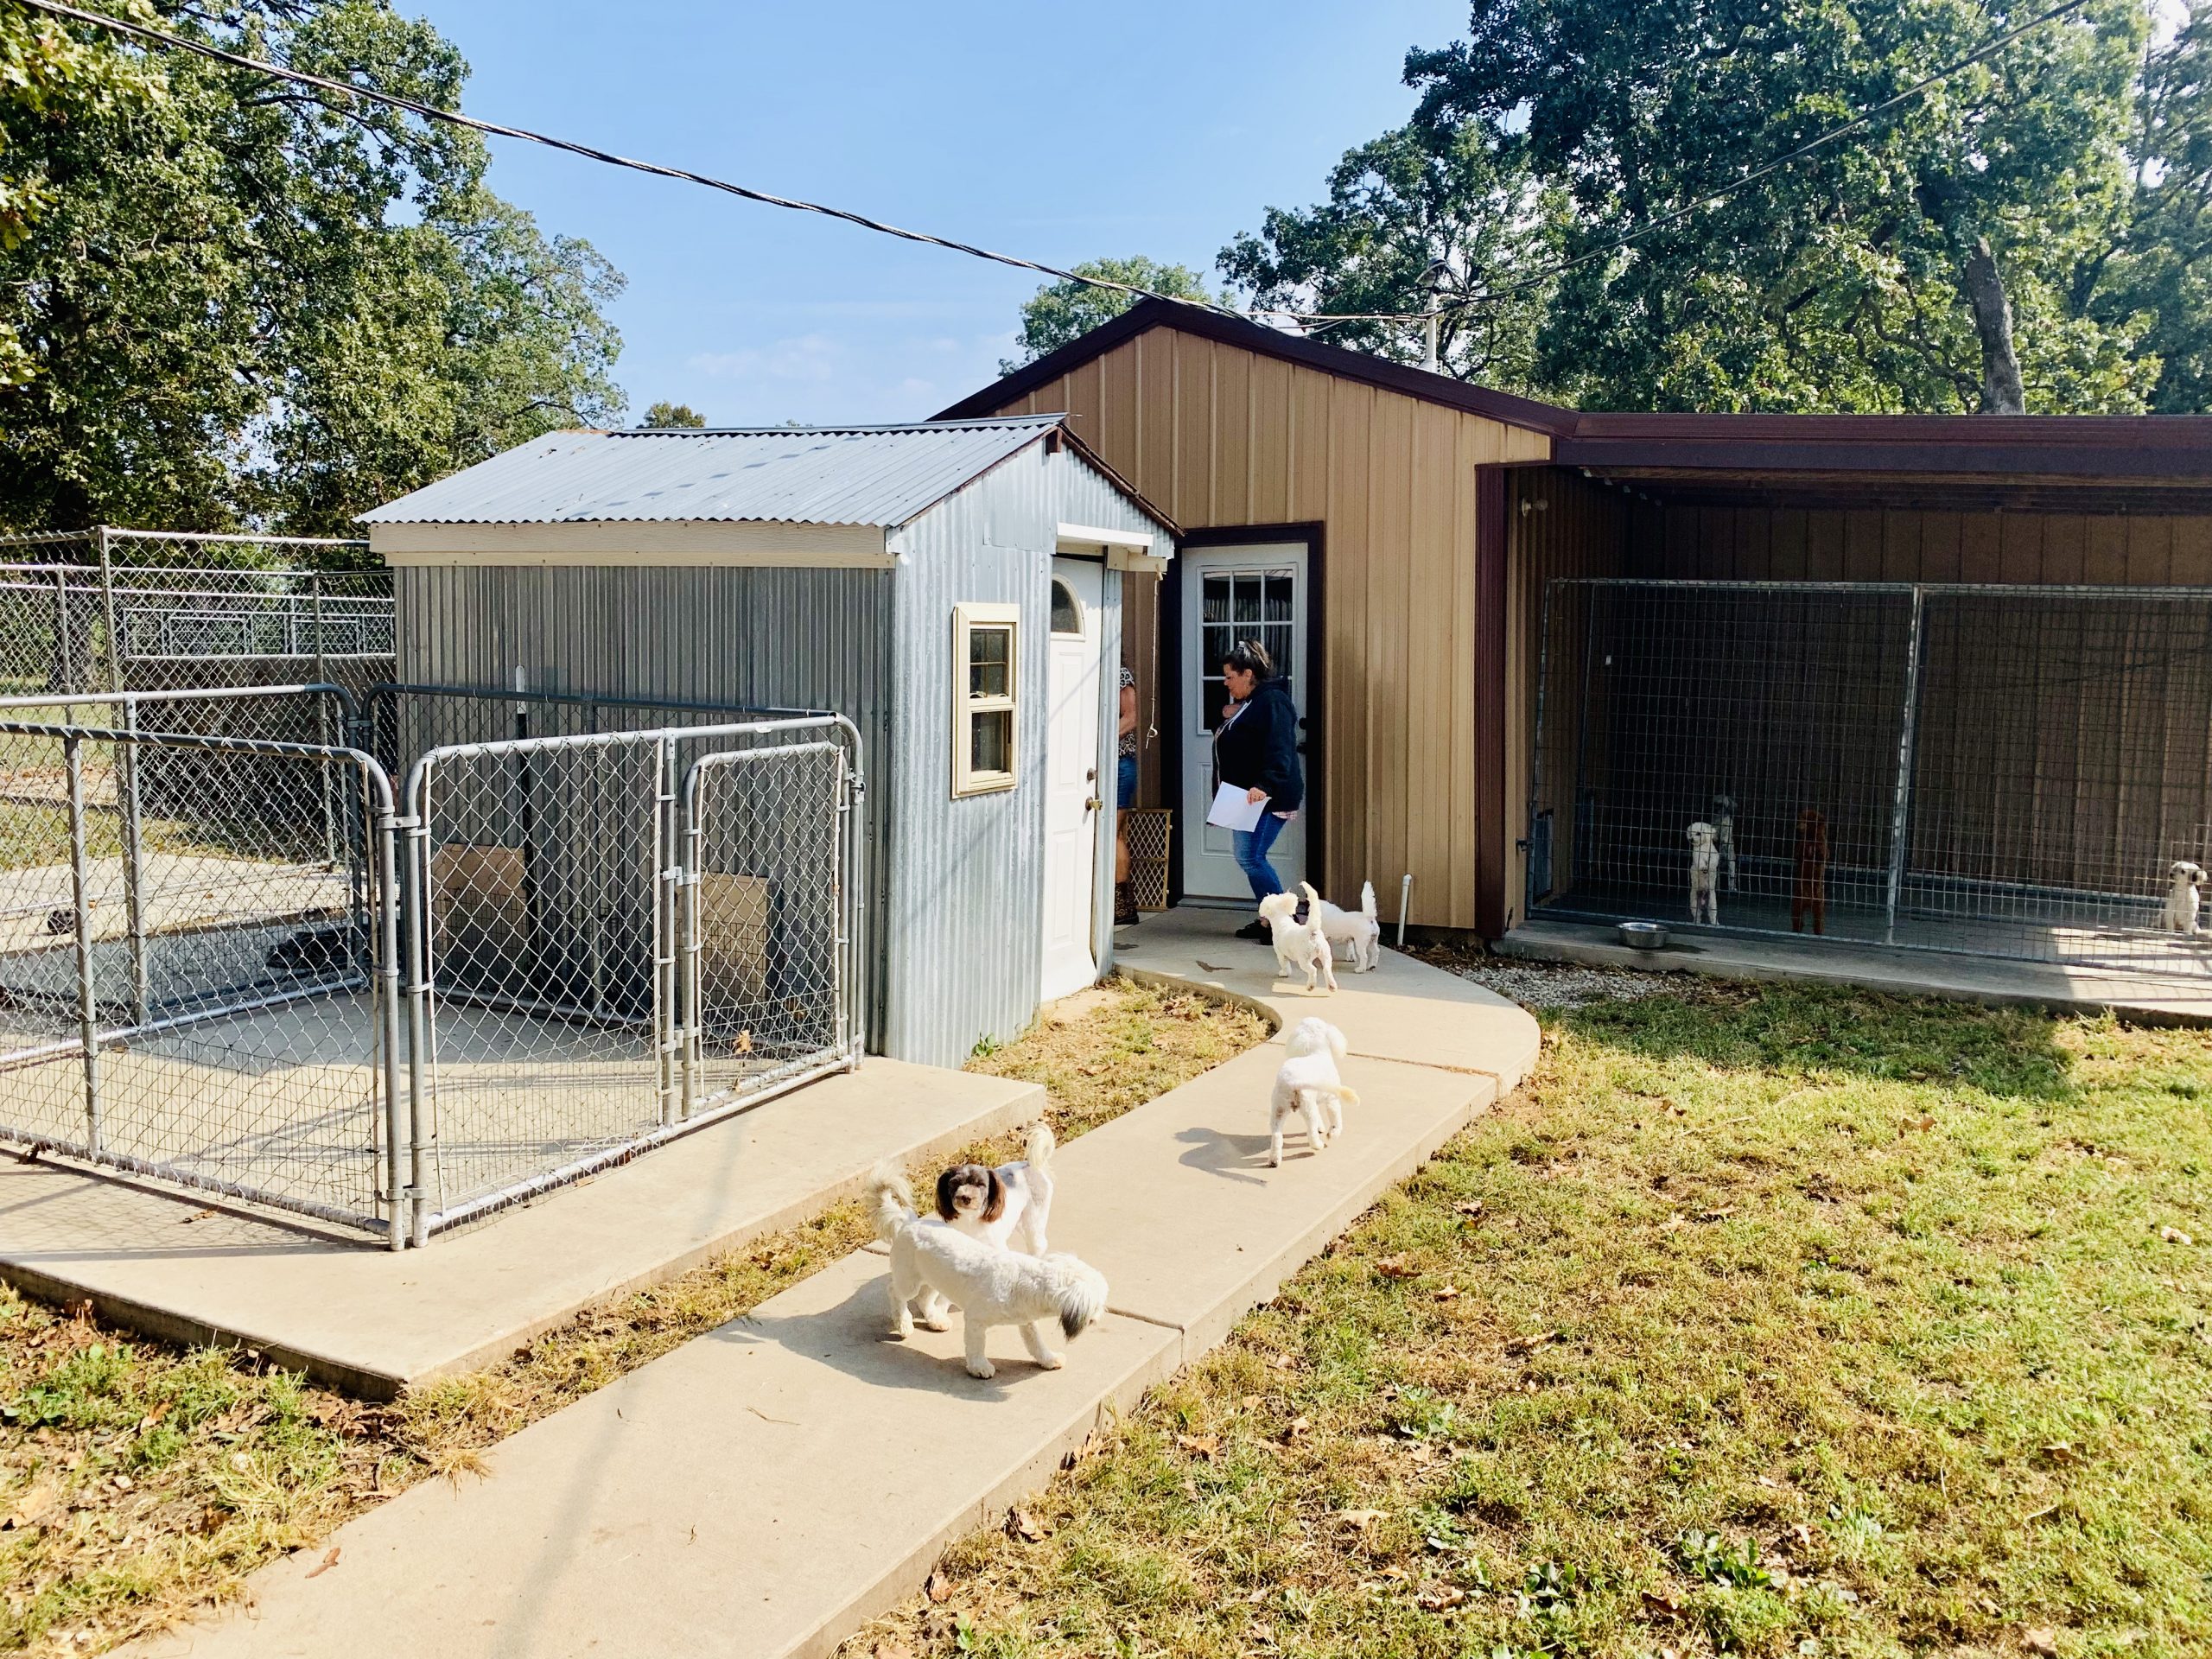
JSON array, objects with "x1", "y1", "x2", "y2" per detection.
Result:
[{"x1": 7, "y1": 0, "x2": 2097, "y2": 333}]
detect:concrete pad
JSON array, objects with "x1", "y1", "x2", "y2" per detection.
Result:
[
  {"x1": 1116, "y1": 906, "x2": 1541, "y2": 1087},
  {"x1": 1046, "y1": 1045, "x2": 1494, "y2": 1354},
  {"x1": 1503, "y1": 917, "x2": 2212, "y2": 1027},
  {"x1": 130, "y1": 1248, "x2": 1181, "y2": 1659},
  {"x1": 0, "y1": 1059, "x2": 1040, "y2": 1398}
]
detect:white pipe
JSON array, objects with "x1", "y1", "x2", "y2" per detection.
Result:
[{"x1": 1397, "y1": 873, "x2": 1413, "y2": 947}]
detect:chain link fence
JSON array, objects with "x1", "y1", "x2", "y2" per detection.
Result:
[
  {"x1": 0, "y1": 681, "x2": 861, "y2": 1248},
  {"x1": 0, "y1": 528, "x2": 393, "y2": 711}
]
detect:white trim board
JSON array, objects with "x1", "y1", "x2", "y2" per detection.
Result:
[{"x1": 370, "y1": 520, "x2": 893, "y2": 566}]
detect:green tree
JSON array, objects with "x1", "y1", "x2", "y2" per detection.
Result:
[
  {"x1": 639, "y1": 401, "x2": 708, "y2": 428},
  {"x1": 1002, "y1": 256, "x2": 1211, "y2": 372},
  {"x1": 0, "y1": 0, "x2": 625, "y2": 537},
  {"x1": 1396, "y1": 0, "x2": 2156, "y2": 412}
]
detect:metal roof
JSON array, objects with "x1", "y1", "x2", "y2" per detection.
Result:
[{"x1": 359, "y1": 416, "x2": 1070, "y2": 527}]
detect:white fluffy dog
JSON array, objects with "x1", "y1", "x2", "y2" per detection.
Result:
[
  {"x1": 2164, "y1": 860, "x2": 2203, "y2": 936},
  {"x1": 1269, "y1": 1017, "x2": 1359, "y2": 1167},
  {"x1": 1687, "y1": 821, "x2": 1720, "y2": 925},
  {"x1": 1258, "y1": 890, "x2": 1338, "y2": 993},
  {"x1": 869, "y1": 1165, "x2": 1109, "y2": 1380},
  {"x1": 935, "y1": 1121, "x2": 1055, "y2": 1255},
  {"x1": 1298, "y1": 880, "x2": 1381, "y2": 972},
  {"x1": 1713, "y1": 795, "x2": 1738, "y2": 893}
]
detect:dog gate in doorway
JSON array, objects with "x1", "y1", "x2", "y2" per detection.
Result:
[{"x1": 1530, "y1": 579, "x2": 2212, "y2": 981}]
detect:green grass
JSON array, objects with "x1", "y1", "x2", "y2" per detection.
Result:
[{"x1": 846, "y1": 977, "x2": 2212, "y2": 1659}]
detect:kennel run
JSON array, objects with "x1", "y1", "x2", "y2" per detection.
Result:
[
  {"x1": 1529, "y1": 577, "x2": 2212, "y2": 980},
  {"x1": 0, "y1": 681, "x2": 862, "y2": 1249}
]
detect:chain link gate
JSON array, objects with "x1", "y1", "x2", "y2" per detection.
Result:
[{"x1": 402, "y1": 715, "x2": 861, "y2": 1243}]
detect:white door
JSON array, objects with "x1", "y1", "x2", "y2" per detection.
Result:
[
  {"x1": 1041, "y1": 558, "x2": 1105, "y2": 1001},
  {"x1": 1180, "y1": 543, "x2": 1309, "y2": 901}
]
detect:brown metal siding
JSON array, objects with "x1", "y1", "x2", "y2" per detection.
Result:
[{"x1": 977, "y1": 326, "x2": 1548, "y2": 930}]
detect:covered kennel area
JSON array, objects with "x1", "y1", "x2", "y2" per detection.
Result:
[
  {"x1": 1529, "y1": 578, "x2": 2212, "y2": 977},
  {"x1": 0, "y1": 682, "x2": 862, "y2": 1249}
]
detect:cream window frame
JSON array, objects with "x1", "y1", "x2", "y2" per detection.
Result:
[{"x1": 951, "y1": 602, "x2": 1020, "y2": 798}]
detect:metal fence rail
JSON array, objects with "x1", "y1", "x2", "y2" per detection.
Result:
[
  {"x1": 1531, "y1": 578, "x2": 2212, "y2": 980},
  {"x1": 0, "y1": 683, "x2": 864, "y2": 1249}
]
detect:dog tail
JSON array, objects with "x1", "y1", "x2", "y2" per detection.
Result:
[
  {"x1": 1332, "y1": 1084, "x2": 1362, "y2": 1109},
  {"x1": 1052, "y1": 1257, "x2": 1109, "y2": 1340},
  {"x1": 1299, "y1": 879, "x2": 1322, "y2": 906},
  {"x1": 1024, "y1": 1118, "x2": 1056, "y2": 1175},
  {"x1": 1360, "y1": 880, "x2": 1376, "y2": 920},
  {"x1": 867, "y1": 1163, "x2": 915, "y2": 1243}
]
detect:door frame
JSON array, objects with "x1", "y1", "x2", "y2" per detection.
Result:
[{"x1": 1161, "y1": 523, "x2": 1326, "y2": 907}]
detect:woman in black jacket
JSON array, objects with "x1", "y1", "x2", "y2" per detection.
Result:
[{"x1": 1212, "y1": 639, "x2": 1304, "y2": 938}]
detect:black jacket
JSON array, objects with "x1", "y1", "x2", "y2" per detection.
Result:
[{"x1": 1213, "y1": 677, "x2": 1303, "y2": 812}]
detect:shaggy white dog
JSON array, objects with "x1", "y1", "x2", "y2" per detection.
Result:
[
  {"x1": 1298, "y1": 880, "x2": 1382, "y2": 972},
  {"x1": 1687, "y1": 821, "x2": 1721, "y2": 925},
  {"x1": 1258, "y1": 890, "x2": 1338, "y2": 993},
  {"x1": 2164, "y1": 860, "x2": 2203, "y2": 937},
  {"x1": 1268, "y1": 1017, "x2": 1358, "y2": 1167},
  {"x1": 869, "y1": 1165, "x2": 1109, "y2": 1380},
  {"x1": 935, "y1": 1121, "x2": 1055, "y2": 1255}
]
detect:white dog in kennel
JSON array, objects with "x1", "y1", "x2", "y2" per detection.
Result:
[{"x1": 2164, "y1": 860, "x2": 2203, "y2": 937}]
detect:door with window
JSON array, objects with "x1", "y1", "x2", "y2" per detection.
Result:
[
  {"x1": 1180, "y1": 541, "x2": 1309, "y2": 900},
  {"x1": 1041, "y1": 560, "x2": 1105, "y2": 1001}
]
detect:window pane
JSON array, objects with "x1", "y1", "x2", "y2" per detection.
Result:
[
  {"x1": 1201, "y1": 575, "x2": 1230, "y2": 626},
  {"x1": 1233, "y1": 573, "x2": 1262, "y2": 624},
  {"x1": 970, "y1": 709, "x2": 1012, "y2": 775},
  {"x1": 969, "y1": 626, "x2": 1009, "y2": 698},
  {"x1": 1050, "y1": 581, "x2": 1079, "y2": 636},
  {"x1": 1263, "y1": 571, "x2": 1294, "y2": 623},
  {"x1": 1202, "y1": 625, "x2": 1233, "y2": 673}
]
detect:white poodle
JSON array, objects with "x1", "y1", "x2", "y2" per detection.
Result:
[
  {"x1": 1687, "y1": 821, "x2": 1720, "y2": 925},
  {"x1": 1298, "y1": 880, "x2": 1381, "y2": 972},
  {"x1": 2164, "y1": 860, "x2": 2203, "y2": 937},
  {"x1": 1258, "y1": 890, "x2": 1338, "y2": 993},
  {"x1": 1268, "y1": 1016, "x2": 1357, "y2": 1167}
]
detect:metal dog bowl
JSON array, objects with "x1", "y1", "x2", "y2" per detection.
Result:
[{"x1": 1618, "y1": 921, "x2": 1669, "y2": 950}]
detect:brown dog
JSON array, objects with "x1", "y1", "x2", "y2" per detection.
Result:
[{"x1": 1792, "y1": 808, "x2": 1829, "y2": 935}]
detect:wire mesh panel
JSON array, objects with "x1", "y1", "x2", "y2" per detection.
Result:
[
  {"x1": 0, "y1": 717, "x2": 403, "y2": 1241},
  {"x1": 1532, "y1": 579, "x2": 2212, "y2": 982},
  {"x1": 683, "y1": 741, "x2": 854, "y2": 1115}
]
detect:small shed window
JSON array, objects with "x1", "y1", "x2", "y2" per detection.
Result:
[
  {"x1": 1049, "y1": 579, "x2": 1084, "y2": 636},
  {"x1": 952, "y1": 602, "x2": 1020, "y2": 797}
]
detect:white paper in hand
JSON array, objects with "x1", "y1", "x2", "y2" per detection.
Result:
[{"x1": 1206, "y1": 783, "x2": 1267, "y2": 832}]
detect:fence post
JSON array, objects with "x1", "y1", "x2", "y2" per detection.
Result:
[
  {"x1": 402, "y1": 804, "x2": 434, "y2": 1247},
  {"x1": 654, "y1": 734, "x2": 680, "y2": 1126},
  {"x1": 1884, "y1": 587, "x2": 1928, "y2": 946},
  {"x1": 118, "y1": 696, "x2": 149, "y2": 1027},
  {"x1": 681, "y1": 780, "x2": 703, "y2": 1117},
  {"x1": 374, "y1": 793, "x2": 408, "y2": 1252},
  {"x1": 64, "y1": 735, "x2": 101, "y2": 1154},
  {"x1": 94, "y1": 525, "x2": 122, "y2": 695}
]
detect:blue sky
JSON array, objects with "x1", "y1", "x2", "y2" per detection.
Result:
[{"x1": 422, "y1": 0, "x2": 1469, "y2": 427}]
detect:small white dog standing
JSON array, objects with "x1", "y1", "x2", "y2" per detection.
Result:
[
  {"x1": 1257, "y1": 890, "x2": 1338, "y2": 993},
  {"x1": 1268, "y1": 1016, "x2": 1359, "y2": 1167},
  {"x1": 1687, "y1": 821, "x2": 1720, "y2": 925},
  {"x1": 1298, "y1": 880, "x2": 1382, "y2": 972},
  {"x1": 869, "y1": 1166, "x2": 1109, "y2": 1380},
  {"x1": 935, "y1": 1121, "x2": 1056, "y2": 1255},
  {"x1": 2164, "y1": 860, "x2": 2203, "y2": 937}
]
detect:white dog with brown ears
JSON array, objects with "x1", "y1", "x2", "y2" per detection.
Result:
[
  {"x1": 1258, "y1": 889, "x2": 1338, "y2": 993},
  {"x1": 1299, "y1": 880, "x2": 1381, "y2": 972},
  {"x1": 1687, "y1": 821, "x2": 1720, "y2": 925},
  {"x1": 934, "y1": 1121, "x2": 1055, "y2": 1255},
  {"x1": 2164, "y1": 860, "x2": 2203, "y2": 937},
  {"x1": 869, "y1": 1165, "x2": 1109, "y2": 1380},
  {"x1": 1268, "y1": 1016, "x2": 1359, "y2": 1166}
]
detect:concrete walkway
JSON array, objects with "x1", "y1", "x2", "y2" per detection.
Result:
[
  {"x1": 128, "y1": 912, "x2": 1539, "y2": 1659},
  {"x1": 1504, "y1": 915, "x2": 2212, "y2": 1026}
]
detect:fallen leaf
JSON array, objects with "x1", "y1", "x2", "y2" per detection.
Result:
[
  {"x1": 734, "y1": 1029, "x2": 753, "y2": 1054},
  {"x1": 870, "y1": 1641, "x2": 917, "y2": 1659},
  {"x1": 180, "y1": 1208, "x2": 216, "y2": 1225},
  {"x1": 1694, "y1": 1207, "x2": 1737, "y2": 1223},
  {"x1": 1374, "y1": 1255, "x2": 1419, "y2": 1280},
  {"x1": 1898, "y1": 1115, "x2": 1936, "y2": 1137},
  {"x1": 228, "y1": 1452, "x2": 251, "y2": 1473},
  {"x1": 1281, "y1": 1415, "x2": 1313, "y2": 1444},
  {"x1": 2042, "y1": 1442, "x2": 2085, "y2": 1466},
  {"x1": 303, "y1": 1547, "x2": 340, "y2": 1580},
  {"x1": 1177, "y1": 1433, "x2": 1221, "y2": 1461},
  {"x1": 3, "y1": 1484, "x2": 56, "y2": 1531},
  {"x1": 110, "y1": 1474, "x2": 131, "y2": 1492},
  {"x1": 1416, "y1": 1585, "x2": 1467, "y2": 1613},
  {"x1": 1433, "y1": 1286, "x2": 1459, "y2": 1303},
  {"x1": 1642, "y1": 1589, "x2": 1683, "y2": 1618},
  {"x1": 2163, "y1": 1226, "x2": 2195, "y2": 1246},
  {"x1": 1378, "y1": 1565, "x2": 1409, "y2": 1581},
  {"x1": 1503, "y1": 1330, "x2": 1558, "y2": 1357},
  {"x1": 1454, "y1": 1199, "x2": 1484, "y2": 1217},
  {"x1": 1334, "y1": 1508, "x2": 1386, "y2": 1530},
  {"x1": 1755, "y1": 1475, "x2": 1779, "y2": 1489},
  {"x1": 1004, "y1": 1507, "x2": 1049, "y2": 1542},
  {"x1": 924, "y1": 1568, "x2": 952, "y2": 1605},
  {"x1": 2023, "y1": 1630, "x2": 2059, "y2": 1657},
  {"x1": 1788, "y1": 1522, "x2": 1815, "y2": 1553}
]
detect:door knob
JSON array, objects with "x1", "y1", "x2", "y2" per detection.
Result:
[{"x1": 1084, "y1": 797, "x2": 1103, "y2": 812}]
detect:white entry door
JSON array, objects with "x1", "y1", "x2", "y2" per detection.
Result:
[
  {"x1": 1041, "y1": 558, "x2": 1105, "y2": 1001},
  {"x1": 1180, "y1": 542, "x2": 1309, "y2": 901}
]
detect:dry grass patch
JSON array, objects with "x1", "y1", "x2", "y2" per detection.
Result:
[
  {"x1": 0, "y1": 976, "x2": 1265, "y2": 1655},
  {"x1": 846, "y1": 976, "x2": 2212, "y2": 1659}
]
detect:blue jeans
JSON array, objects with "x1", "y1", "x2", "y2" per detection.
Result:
[
  {"x1": 1231, "y1": 811, "x2": 1289, "y2": 902},
  {"x1": 1116, "y1": 754, "x2": 1137, "y2": 810}
]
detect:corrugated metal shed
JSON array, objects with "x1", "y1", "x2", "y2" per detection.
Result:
[{"x1": 361, "y1": 417, "x2": 1073, "y2": 528}]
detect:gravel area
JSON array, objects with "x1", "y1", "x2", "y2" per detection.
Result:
[{"x1": 1428, "y1": 953, "x2": 1674, "y2": 1010}]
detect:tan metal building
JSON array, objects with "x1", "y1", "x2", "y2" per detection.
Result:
[{"x1": 943, "y1": 302, "x2": 2212, "y2": 982}]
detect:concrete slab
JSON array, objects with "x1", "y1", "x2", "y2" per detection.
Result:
[
  {"x1": 1502, "y1": 916, "x2": 2212, "y2": 1027},
  {"x1": 1046, "y1": 1046, "x2": 1494, "y2": 1354},
  {"x1": 130, "y1": 1249, "x2": 1182, "y2": 1659},
  {"x1": 1116, "y1": 906, "x2": 1541, "y2": 1087},
  {"x1": 0, "y1": 1059, "x2": 1041, "y2": 1398}
]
